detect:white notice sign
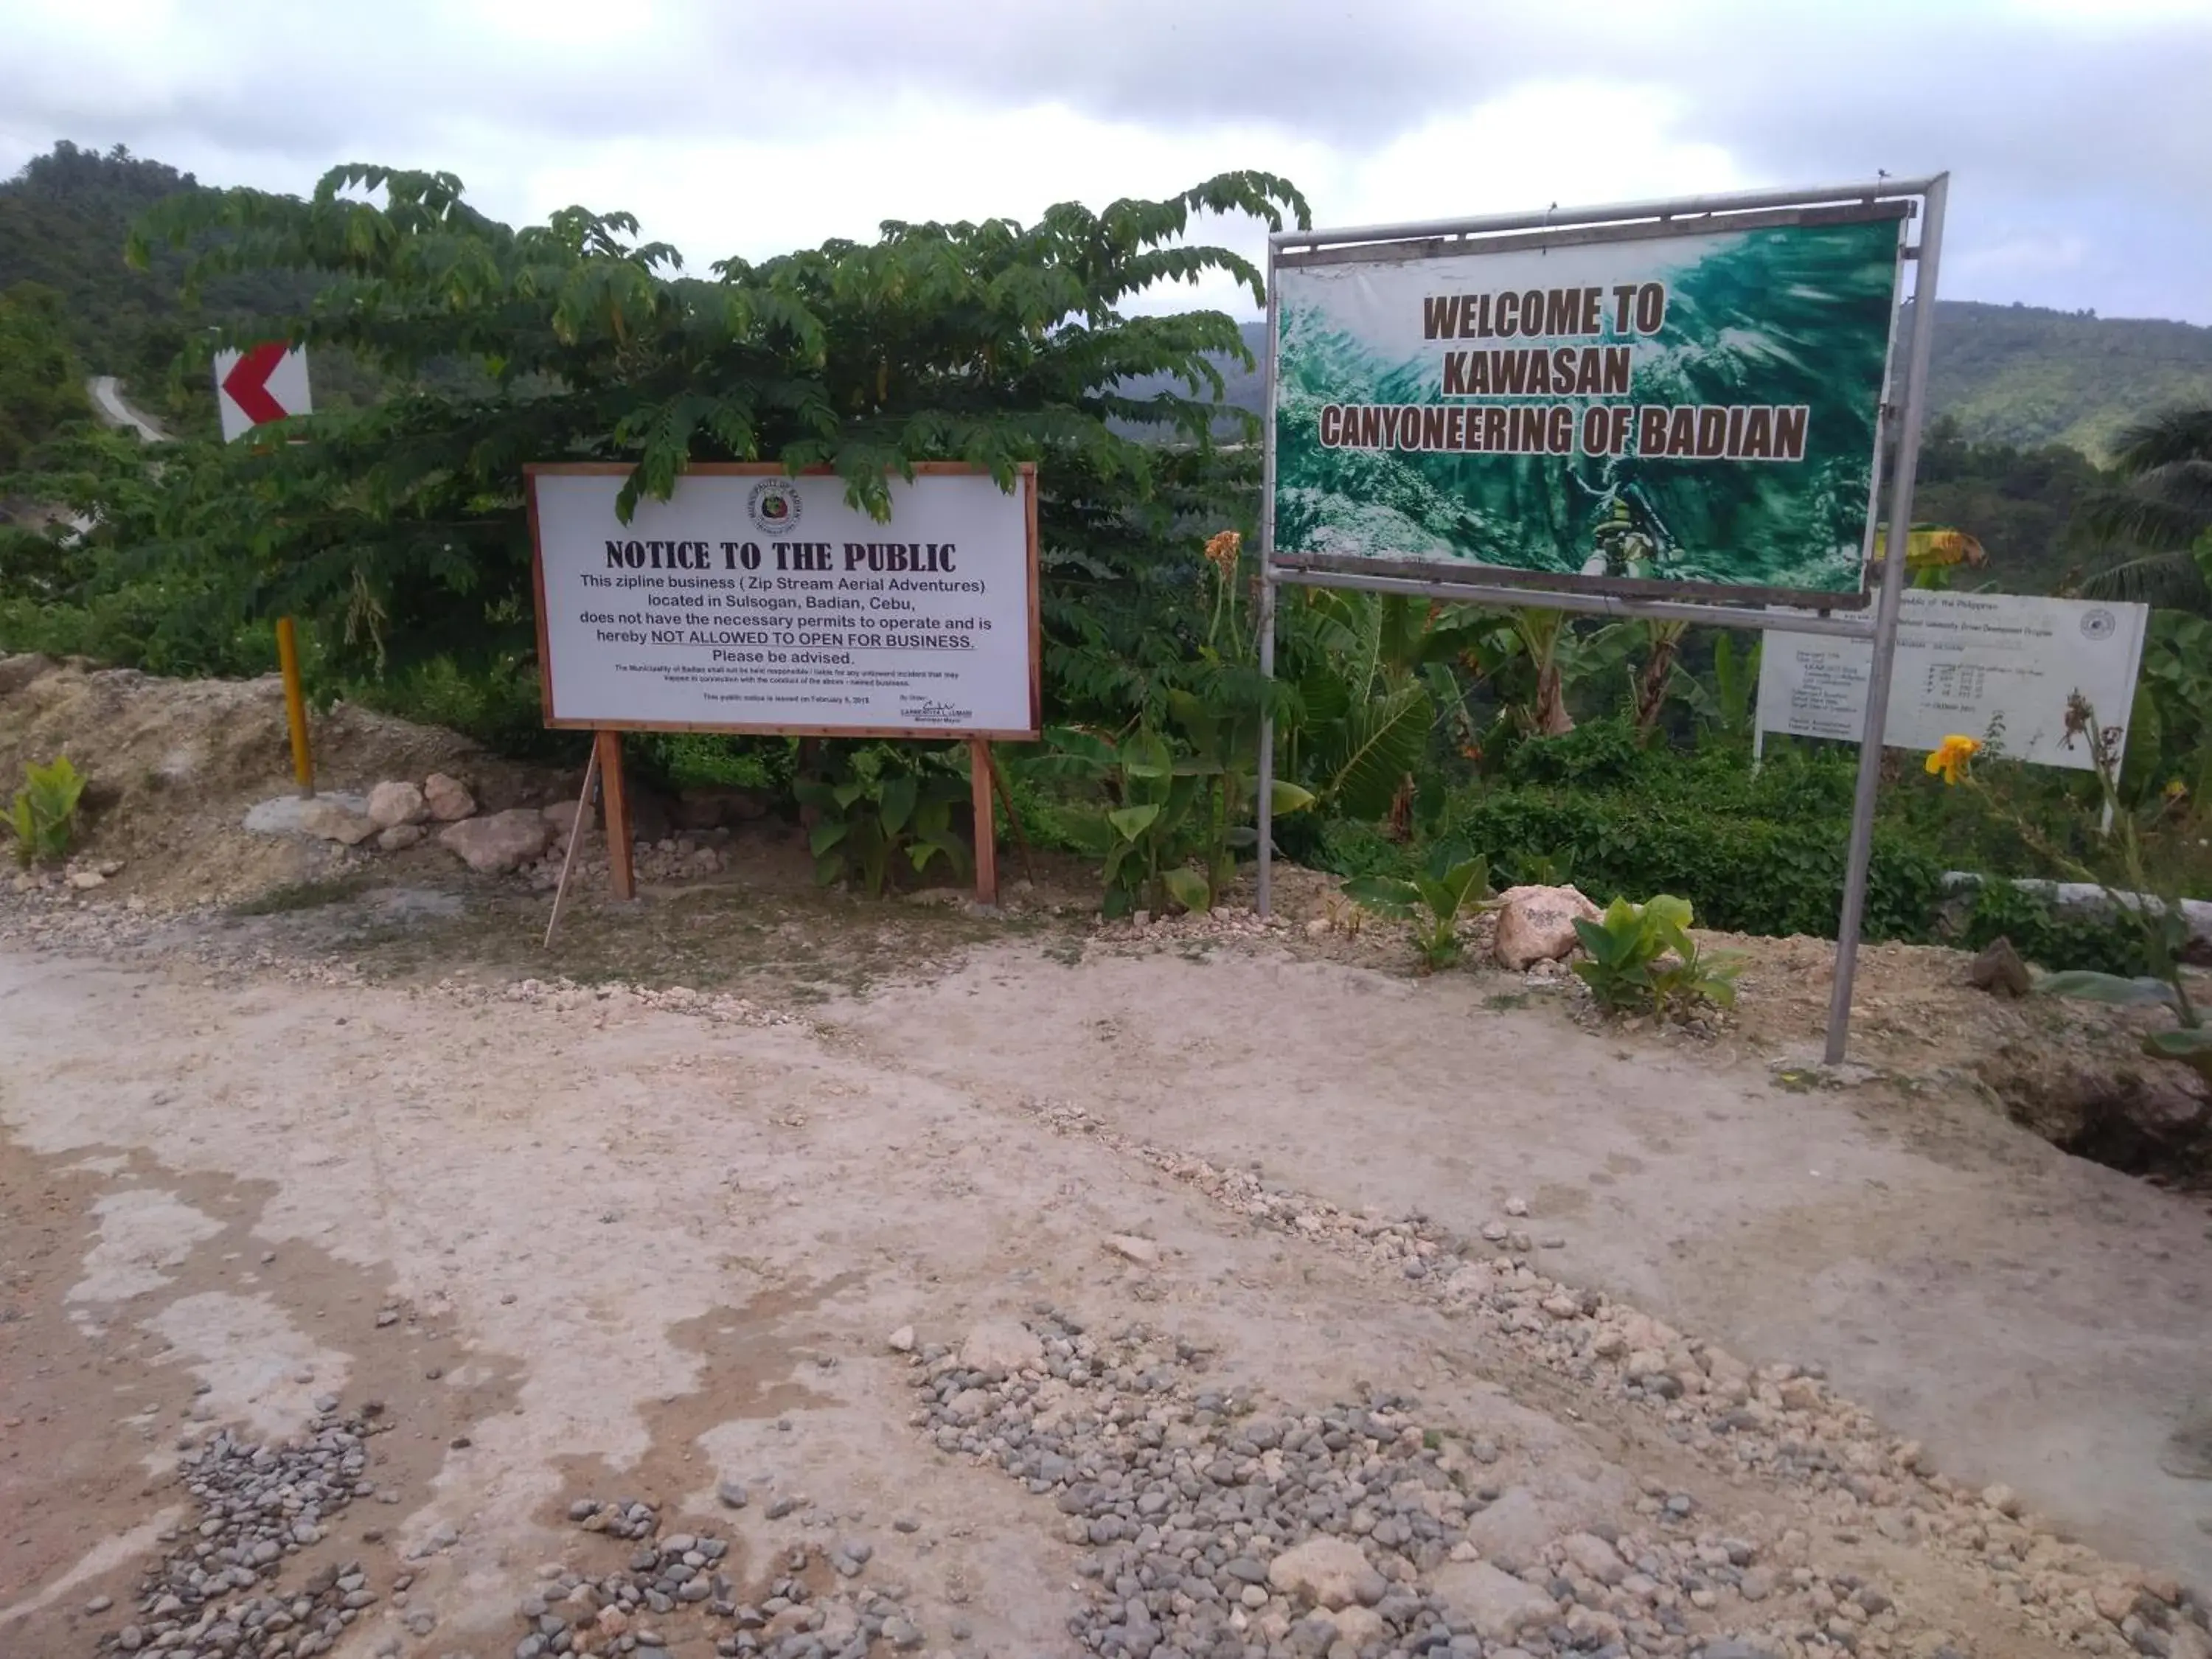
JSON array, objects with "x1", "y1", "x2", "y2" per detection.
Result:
[
  {"x1": 527, "y1": 465, "x2": 1039, "y2": 737},
  {"x1": 1755, "y1": 589, "x2": 2149, "y2": 770}
]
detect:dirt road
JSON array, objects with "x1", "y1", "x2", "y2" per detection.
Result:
[{"x1": 3, "y1": 925, "x2": 2211, "y2": 1659}]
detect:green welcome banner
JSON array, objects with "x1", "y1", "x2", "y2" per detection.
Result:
[{"x1": 1270, "y1": 208, "x2": 1907, "y2": 603}]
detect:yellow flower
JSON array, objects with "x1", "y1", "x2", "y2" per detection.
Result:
[
  {"x1": 1924, "y1": 734, "x2": 1981, "y2": 785},
  {"x1": 2166, "y1": 779, "x2": 2190, "y2": 803},
  {"x1": 1202, "y1": 529, "x2": 1242, "y2": 577}
]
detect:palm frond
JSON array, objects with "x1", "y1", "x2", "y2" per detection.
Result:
[
  {"x1": 2111, "y1": 406, "x2": 2212, "y2": 478},
  {"x1": 2076, "y1": 550, "x2": 2212, "y2": 613}
]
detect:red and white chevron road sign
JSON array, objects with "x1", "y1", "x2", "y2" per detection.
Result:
[{"x1": 214, "y1": 342, "x2": 312, "y2": 442}]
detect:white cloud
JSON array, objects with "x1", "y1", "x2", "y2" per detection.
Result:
[{"x1": 1, "y1": 0, "x2": 2207, "y2": 321}]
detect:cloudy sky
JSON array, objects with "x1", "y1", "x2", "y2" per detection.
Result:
[{"x1": 5, "y1": 0, "x2": 2210, "y2": 323}]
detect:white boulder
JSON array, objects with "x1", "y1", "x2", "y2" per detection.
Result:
[
  {"x1": 1492, "y1": 884, "x2": 1601, "y2": 971},
  {"x1": 438, "y1": 809, "x2": 554, "y2": 874}
]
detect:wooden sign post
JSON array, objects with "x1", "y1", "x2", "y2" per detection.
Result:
[
  {"x1": 526, "y1": 463, "x2": 1040, "y2": 909},
  {"x1": 968, "y1": 737, "x2": 998, "y2": 905},
  {"x1": 596, "y1": 729, "x2": 636, "y2": 901}
]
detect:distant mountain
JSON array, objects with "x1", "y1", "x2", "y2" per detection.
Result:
[
  {"x1": 1920, "y1": 301, "x2": 2212, "y2": 459},
  {"x1": 10, "y1": 140, "x2": 2207, "y2": 462},
  {"x1": 0, "y1": 141, "x2": 380, "y2": 437},
  {"x1": 0, "y1": 142, "x2": 206, "y2": 420},
  {"x1": 1127, "y1": 305, "x2": 2212, "y2": 462}
]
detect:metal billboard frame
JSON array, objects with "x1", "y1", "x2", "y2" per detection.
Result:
[{"x1": 1254, "y1": 174, "x2": 1950, "y2": 1065}]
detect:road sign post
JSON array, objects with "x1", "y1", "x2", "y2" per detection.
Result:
[
  {"x1": 214, "y1": 343, "x2": 311, "y2": 442},
  {"x1": 217, "y1": 341, "x2": 316, "y2": 791}
]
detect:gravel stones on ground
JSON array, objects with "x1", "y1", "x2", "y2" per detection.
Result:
[
  {"x1": 1427, "y1": 1558, "x2": 1557, "y2": 1644},
  {"x1": 465, "y1": 973, "x2": 806, "y2": 1032},
  {"x1": 1265, "y1": 1535, "x2": 1381, "y2": 1610},
  {"x1": 911, "y1": 1310, "x2": 1510, "y2": 1658},
  {"x1": 1017, "y1": 1099, "x2": 2212, "y2": 1659},
  {"x1": 543, "y1": 1500, "x2": 925, "y2": 1659},
  {"x1": 90, "y1": 1399, "x2": 389, "y2": 1659},
  {"x1": 959, "y1": 1318, "x2": 1044, "y2": 1377}
]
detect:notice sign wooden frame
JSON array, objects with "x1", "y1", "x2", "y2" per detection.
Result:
[
  {"x1": 526, "y1": 462, "x2": 1040, "y2": 737},
  {"x1": 524, "y1": 461, "x2": 1042, "y2": 904}
]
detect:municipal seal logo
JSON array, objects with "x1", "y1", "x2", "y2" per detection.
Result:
[
  {"x1": 747, "y1": 480, "x2": 801, "y2": 535},
  {"x1": 2081, "y1": 608, "x2": 2117, "y2": 641}
]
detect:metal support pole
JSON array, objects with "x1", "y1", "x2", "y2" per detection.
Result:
[
  {"x1": 274, "y1": 615, "x2": 314, "y2": 798},
  {"x1": 1825, "y1": 173, "x2": 1948, "y2": 1066},
  {"x1": 1255, "y1": 246, "x2": 1283, "y2": 920},
  {"x1": 1272, "y1": 565, "x2": 1878, "y2": 640},
  {"x1": 1270, "y1": 176, "x2": 1943, "y2": 254},
  {"x1": 1256, "y1": 570, "x2": 1279, "y2": 917}
]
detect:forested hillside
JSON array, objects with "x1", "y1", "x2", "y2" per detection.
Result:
[
  {"x1": 1924, "y1": 300, "x2": 2212, "y2": 459},
  {"x1": 1174, "y1": 307, "x2": 2212, "y2": 462},
  {"x1": 3, "y1": 141, "x2": 2205, "y2": 598},
  {"x1": 0, "y1": 142, "x2": 201, "y2": 411},
  {"x1": 12, "y1": 139, "x2": 2210, "y2": 459},
  {"x1": 0, "y1": 141, "x2": 379, "y2": 441}
]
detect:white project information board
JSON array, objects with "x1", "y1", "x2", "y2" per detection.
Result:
[
  {"x1": 527, "y1": 465, "x2": 1039, "y2": 737},
  {"x1": 1756, "y1": 589, "x2": 2149, "y2": 770}
]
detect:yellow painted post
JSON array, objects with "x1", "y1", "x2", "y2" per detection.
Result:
[{"x1": 275, "y1": 615, "x2": 314, "y2": 797}]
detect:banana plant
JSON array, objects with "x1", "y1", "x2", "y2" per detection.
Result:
[
  {"x1": 1683, "y1": 631, "x2": 1761, "y2": 746},
  {"x1": 1572, "y1": 894, "x2": 1744, "y2": 1019},
  {"x1": 1283, "y1": 588, "x2": 1446, "y2": 819},
  {"x1": 1342, "y1": 844, "x2": 1491, "y2": 973},
  {"x1": 1630, "y1": 619, "x2": 1690, "y2": 734},
  {"x1": 1036, "y1": 723, "x2": 1312, "y2": 917},
  {"x1": 1164, "y1": 686, "x2": 1315, "y2": 907},
  {"x1": 1454, "y1": 607, "x2": 1637, "y2": 745}
]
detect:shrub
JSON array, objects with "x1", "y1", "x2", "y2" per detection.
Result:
[
  {"x1": 1503, "y1": 717, "x2": 1649, "y2": 790},
  {"x1": 1958, "y1": 879, "x2": 2150, "y2": 978},
  {"x1": 1440, "y1": 784, "x2": 1946, "y2": 942},
  {"x1": 1342, "y1": 846, "x2": 1490, "y2": 973},
  {"x1": 635, "y1": 733, "x2": 793, "y2": 797},
  {"x1": 1572, "y1": 894, "x2": 1744, "y2": 1020},
  {"x1": 1304, "y1": 818, "x2": 1414, "y2": 881},
  {"x1": 794, "y1": 744, "x2": 970, "y2": 899},
  {"x1": 7, "y1": 755, "x2": 86, "y2": 866}
]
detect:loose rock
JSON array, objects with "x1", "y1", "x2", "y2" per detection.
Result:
[
  {"x1": 422, "y1": 772, "x2": 477, "y2": 821},
  {"x1": 1492, "y1": 883, "x2": 1601, "y2": 970},
  {"x1": 438, "y1": 809, "x2": 554, "y2": 875},
  {"x1": 366, "y1": 780, "x2": 428, "y2": 829}
]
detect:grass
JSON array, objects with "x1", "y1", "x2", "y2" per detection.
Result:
[
  {"x1": 227, "y1": 874, "x2": 375, "y2": 917},
  {"x1": 327, "y1": 878, "x2": 1059, "y2": 1005}
]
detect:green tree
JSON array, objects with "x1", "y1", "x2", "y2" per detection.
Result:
[
  {"x1": 0, "y1": 282, "x2": 91, "y2": 470},
  {"x1": 88, "y1": 164, "x2": 1304, "y2": 700}
]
